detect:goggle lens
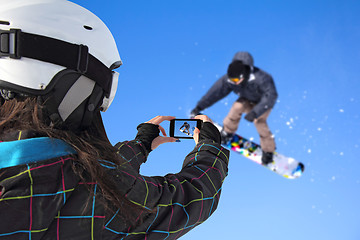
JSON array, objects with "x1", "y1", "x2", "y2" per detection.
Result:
[{"x1": 229, "y1": 78, "x2": 240, "y2": 83}]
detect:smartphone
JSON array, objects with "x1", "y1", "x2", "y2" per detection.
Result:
[{"x1": 170, "y1": 119, "x2": 202, "y2": 139}]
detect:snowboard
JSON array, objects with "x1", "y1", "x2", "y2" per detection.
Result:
[{"x1": 215, "y1": 123, "x2": 304, "y2": 179}]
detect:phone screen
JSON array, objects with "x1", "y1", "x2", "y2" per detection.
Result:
[{"x1": 170, "y1": 119, "x2": 202, "y2": 139}]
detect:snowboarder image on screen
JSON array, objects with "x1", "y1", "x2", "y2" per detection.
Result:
[
  {"x1": 191, "y1": 51, "x2": 278, "y2": 165},
  {"x1": 179, "y1": 121, "x2": 191, "y2": 136}
]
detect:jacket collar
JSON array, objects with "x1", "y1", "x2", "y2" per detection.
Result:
[{"x1": 0, "y1": 137, "x2": 77, "y2": 169}]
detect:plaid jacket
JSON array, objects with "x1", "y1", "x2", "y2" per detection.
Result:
[{"x1": 0, "y1": 125, "x2": 229, "y2": 239}]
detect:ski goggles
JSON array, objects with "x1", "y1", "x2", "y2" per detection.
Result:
[
  {"x1": 0, "y1": 28, "x2": 120, "y2": 111},
  {"x1": 228, "y1": 73, "x2": 245, "y2": 84},
  {"x1": 229, "y1": 77, "x2": 241, "y2": 83}
]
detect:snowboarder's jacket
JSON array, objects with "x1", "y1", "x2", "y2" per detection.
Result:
[
  {"x1": 195, "y1": 52, "x2": 278, "y2": 118},
  {"x1": 0, "y1": 122, "x2": 229, "y2": 239}
]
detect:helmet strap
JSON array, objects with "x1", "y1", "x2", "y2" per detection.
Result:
[{"x1": 39, "y1": 70, "x2": 104, "y2": 131}]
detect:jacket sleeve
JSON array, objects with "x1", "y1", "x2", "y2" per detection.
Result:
[
  {"x1": 113, "y1": 123, "x2": 160, "y2": 173},
  {"x1": 252, "y1": 75, "x2": 278, "y2": 117},
  {"x1": 113, "y1": 140, "x2": 148, "y2": 174},
  {"x1": 196, "y1": 75, "x2": 233, "y2": 110},
  {"x1": 107, "y1": 122, "x2": 230, "y2": 239}
]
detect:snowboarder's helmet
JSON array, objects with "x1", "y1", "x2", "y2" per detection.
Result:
[{"x1": 0, "y1": 0, "x2": 121, "y2": 131}]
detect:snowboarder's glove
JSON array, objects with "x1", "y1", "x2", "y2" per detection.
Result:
[
  {"x1": 244, "y1": 111, "x2": 256, "y2": 122},
  {"x1": 190, "y1": 106, "x2": 203, "y2": 118}
]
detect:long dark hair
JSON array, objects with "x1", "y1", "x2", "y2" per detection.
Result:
[{"x1": 0, "y1": 97, "x2": 147, "y2": 224}]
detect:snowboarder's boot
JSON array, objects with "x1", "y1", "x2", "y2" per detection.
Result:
[
  {"x1": 261, "y1": 151, "x2": 274, "y2": 165},
  {"x1": 220, "y1": 129, "x2": 234, "y2": 145}
]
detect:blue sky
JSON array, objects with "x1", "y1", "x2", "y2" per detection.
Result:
[{"x1": 73, "y1": 1, "x2": 360, "y2": 239}]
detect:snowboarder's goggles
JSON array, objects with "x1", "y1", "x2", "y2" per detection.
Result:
[
  {"x1": 0, "y1": 28, "x2": 121, "y2": 112},
  {"x1": 229, "y1": 77, "x2": 241, "y2": 83}
]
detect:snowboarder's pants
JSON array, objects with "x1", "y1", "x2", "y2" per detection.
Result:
[{"x1": 223, "y1": 98, "x2": 276, "y2": 153}]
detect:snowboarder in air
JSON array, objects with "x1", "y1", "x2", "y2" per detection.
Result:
[
  {"x1": 190, "y1": 51, "x2": 278, "y2": 165},
  {"x1": 179, "y1": 121, "x2": 191, "y2": 136}
]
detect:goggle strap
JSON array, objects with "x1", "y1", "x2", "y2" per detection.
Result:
[{"x1": 0, "y1": 28, "x2": 112, "y2": 96}]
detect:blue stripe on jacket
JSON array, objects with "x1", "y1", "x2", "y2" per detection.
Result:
[{"x1": 0, "y1": 137, "x2": 77, "y2": 169}]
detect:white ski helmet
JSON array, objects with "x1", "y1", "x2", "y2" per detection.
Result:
[{"x1": 0, "y1": 0, "x2": 121, "y2": 130}]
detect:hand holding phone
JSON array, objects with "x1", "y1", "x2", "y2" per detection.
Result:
[{"x1": 144, "y1": 116, "x2": 177, "y2": 150}]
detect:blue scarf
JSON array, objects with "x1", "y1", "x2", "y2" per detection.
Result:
[{"x1": 0, "y1": 137, "x2": 77, "y2": 169}]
